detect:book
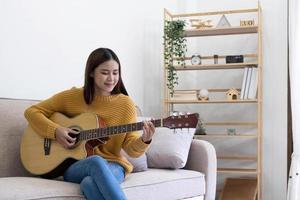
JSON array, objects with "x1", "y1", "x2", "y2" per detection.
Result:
[
  {"x1": 244, "y1": 67, "x2": 253, "y2": 99},
  {"x1": 240, "y1": 67, "x2": 249, "y2": 99},
  {"x1": 248, "y1": 67, "x2": 258, "y2": 99}
]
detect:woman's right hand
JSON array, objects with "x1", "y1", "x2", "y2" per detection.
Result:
[{"x1": 55, "y1": 127, "x2": 78, "y2": 149}]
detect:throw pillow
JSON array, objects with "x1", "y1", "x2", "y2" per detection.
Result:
[
  {"x1": 146, "y1": 127, "x2": 195, "y2": 169},
  {"x1": 121, "y1": 116, "x2": 151, "y2": 173},
  {"x1": 121, "y1": 150, "x2": 148, "y2": 173}
]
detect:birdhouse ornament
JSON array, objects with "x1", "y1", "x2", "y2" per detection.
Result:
[{"x1": 226, "y1": 88, "x2": 240, "y2": 100}]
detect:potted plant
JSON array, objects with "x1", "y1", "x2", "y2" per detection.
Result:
[{"x1": 163, "y1": 20, "x2": 187, "y2": 96}]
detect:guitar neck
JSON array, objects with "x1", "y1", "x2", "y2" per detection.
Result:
[{"x1": 78, "y1": 119, "x2": 162, "y2": 141}]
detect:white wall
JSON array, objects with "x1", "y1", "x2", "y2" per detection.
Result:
[
  {"x1": 260, "y1": 0, "x2": 288, "y2": 199},
  {"x1": 0, "y1": 0, "x2": 179, "y2": 109},
  {"x1": 0, "y1": 0, "x2": 287, "y2": 199}
]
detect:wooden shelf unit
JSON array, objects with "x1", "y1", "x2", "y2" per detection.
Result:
[{"x1": 163, "y1": 4, "x2": 262, "y2": 199}]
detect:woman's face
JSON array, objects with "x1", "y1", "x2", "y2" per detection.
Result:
[{"x1": 91, "y1": 60, "x2": 119, "y2": 96}]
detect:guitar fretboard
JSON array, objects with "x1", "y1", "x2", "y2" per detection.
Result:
[{"x1": 78, "y1": 119, "x2": 162, "y2": 141}]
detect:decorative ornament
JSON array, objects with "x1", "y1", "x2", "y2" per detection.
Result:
[
  {"x1": 197, "y1": 89, "x2": 209, "y2": 101},
  {"x1": 217, "y1": 15, "x2": 231, "y2": 28},
  {"x1": 226, "y1": 88, "x2": 240, "y2": 100},
  {"x1": 240, "y1": 19, "x2": 255, "y2": 26},
  {"x1": 190, "y1": 19, "x2": 213, "y2": 29},
  {"x1": 191, "y1": 54, "x2": 202, "y2": 65},
  {"x1": 226, "y1": 55, "x2": 244, "y2": 63},
  {"x1": 213, "y1": 54, "x2": 218, "y2": 64},
  {"x1": 227, "y1": 128, "x2": 236, "y2": 135}
]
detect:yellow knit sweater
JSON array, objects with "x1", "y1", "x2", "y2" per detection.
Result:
[{"x1": 24, "y1": 87, "x2": 149, "y2": 174}]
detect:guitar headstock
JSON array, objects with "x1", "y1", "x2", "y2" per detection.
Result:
[{"x1": 163, "y1": 113, "x2": 199, "y2": 129}]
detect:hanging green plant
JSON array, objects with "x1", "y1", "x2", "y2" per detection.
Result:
[{"x1": 163, "y1": 20, "x2": 187, "y2": 96}]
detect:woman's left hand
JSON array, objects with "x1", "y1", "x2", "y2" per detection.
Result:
[{"x1": 141, "y1": 120, "x2": 155, "y2": 143}]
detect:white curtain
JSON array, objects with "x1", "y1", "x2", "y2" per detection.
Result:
[{"x1": 287, "y1": 0, "x2": 300, "y2": 199}]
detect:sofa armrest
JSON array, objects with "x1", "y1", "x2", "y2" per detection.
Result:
[{"x1": 185, "y1": 139, "x2": 217, "y2": 200}]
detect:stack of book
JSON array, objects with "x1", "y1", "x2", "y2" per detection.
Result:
[
  {"x1": 171, "y1": 90, "x2": 198, "y2": 100},
  {"x1": 240, "y1": 66, "x2": 258, "y2": 99}
]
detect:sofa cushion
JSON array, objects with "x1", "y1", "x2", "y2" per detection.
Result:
[
  {"x1": 146, "y1": 128, "x2": 195, "y2": 169},
  {"x1": 122, "y1": 168, "x2": 205, "y2": 200},
  {"x1": 0, "y1": 177, "x2": 84, "y2": 200},
  {"x1": 0, "y1": 98, "x2": 39, "y2": 177},
  {"x1": 0, "y1": 169, "x2": 204, "y2": 200}
]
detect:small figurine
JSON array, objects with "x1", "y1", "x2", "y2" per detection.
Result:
[
  {"x1": 217, "y1": 15, "x2": 231, "y2": 28},
  {"x1": 226, "y1": 88, "x2": 240, "y2": 100},
  {"x1": 213, "y1": 54, "x2": 218, "y2": 64},
  {"x1": 190, "y1": 19, "x2": 213, "y2": 29},
  {"x1": 227, "y1": 128, "x2": 236, "y2": 135},
  {"x1": 197, "y1": 89, "x2": 209, "y2": 101}
]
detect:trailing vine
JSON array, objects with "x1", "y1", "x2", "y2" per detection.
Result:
[{"x1": 163, "y1": 20, "x2": 187, "y2": 96}]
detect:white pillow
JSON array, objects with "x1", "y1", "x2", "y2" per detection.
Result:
[
  {"x1": 146, "y1": 127, "x2": 195, "y2": 169},
  {"x1": 121, "y1": 150, "x2": 148, "y2": 173},
  {"x1": 121, "y1": 116, "x2": 151, "y2": 173}
]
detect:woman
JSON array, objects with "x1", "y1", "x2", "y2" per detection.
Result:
[{"x1": 24, "y1": 48, "x2": 155, "y2": 200}]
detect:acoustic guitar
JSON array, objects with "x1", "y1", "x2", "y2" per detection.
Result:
[{"x1": 20, "y1": 112, "x2": 198, "y2": 178}]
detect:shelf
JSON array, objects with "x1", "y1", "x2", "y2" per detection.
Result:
[
  {"x1": 173, "y1": 62, "x2": 258, "y2": 71},
  {"x1": 184, "y1": 26, "x2": 258, "y2": 37},
  {"x1": 182, "y1": 53, "x2": 258, "y2": 60},
  {"x1": 204, "y1": 122, "x2": 257, "y2": 126},
  {"x1": 175, "y1": 88, "x2": 240, "y2": 93},
  {"x1": 171, "y1": 8, "x2": 259, "y2": 18},
  {"x1": 217, "y1": 156, "x2": 257, "y2": 160},
  {"x1": 166, "y1": 99, "x2": 258, "y2": 104},
  {"x1": 217, "y1": 168, "x2": 257, "y2": 174},
  {"x1": 164, "y1": 6, "x2": 262, "y2": 199},
  {"x1": 194, "y1": 134, "x2": 257, "y2": 139}
]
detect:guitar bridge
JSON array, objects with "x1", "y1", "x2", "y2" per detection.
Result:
[{"x1": 44, "y1": 138, "x2": 51, "y2": 155}]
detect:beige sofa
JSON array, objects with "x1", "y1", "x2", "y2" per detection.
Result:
[{"x1": 0, "y1": 98, "x2": 216, "y2": 200}]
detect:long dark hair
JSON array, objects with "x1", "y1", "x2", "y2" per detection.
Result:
[{"x1": 83, "y1": 48, "x2": 128, "y2": 104}]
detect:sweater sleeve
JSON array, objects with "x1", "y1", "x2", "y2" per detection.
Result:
[
  {"x1": 122, "y1": 98, "x2": 150, "y2": 158},
  {"x1": 24, "y1": 91, "x2": 67, "y2": 139}
]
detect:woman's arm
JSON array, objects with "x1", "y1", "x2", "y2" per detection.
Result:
[{"x1": 24, "y1": 91, "x2": 66, "y2": 139}]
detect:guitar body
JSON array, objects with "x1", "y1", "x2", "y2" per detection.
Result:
[{"x1": 20, "y1": 112, "x2": 102, "y2": 178}]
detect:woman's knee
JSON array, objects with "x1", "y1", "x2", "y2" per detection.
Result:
[{"x1": 86, "y1": 155, "x2": 107, "y2": 169}]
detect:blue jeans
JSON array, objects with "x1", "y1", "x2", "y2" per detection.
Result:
[{"x1": 64, "y1": 155, "x2": 127, "y2": 200}]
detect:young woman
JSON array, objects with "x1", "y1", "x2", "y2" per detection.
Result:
[{"x1": 24, "y1": 48, "x2": 155, "y2": 200}]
